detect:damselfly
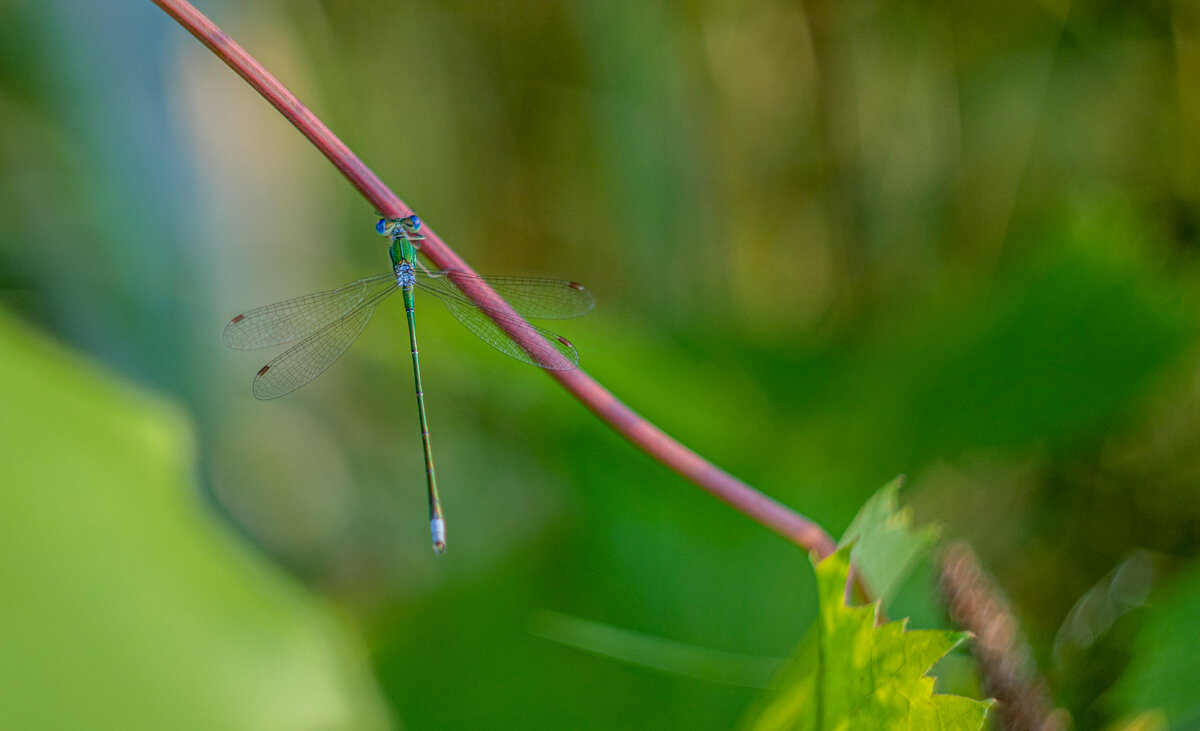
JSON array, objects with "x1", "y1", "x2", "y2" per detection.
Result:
[{"x1": 223, "y1": 216, "x2": 593, "y2": 552}]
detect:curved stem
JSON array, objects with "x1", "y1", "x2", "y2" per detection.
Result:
[{"x1": 152, "y1": 0, "x2": 838, "y2": 560}]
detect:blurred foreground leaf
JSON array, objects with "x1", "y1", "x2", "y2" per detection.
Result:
[
  {"x1": 0, "y1": 312, "x2": 391, "y2": 730},
  {"x1": 1105, "y1": 711, "x2": 1169, "y2": 731},
  {"x1": 1111, "y1": 561, "x2": 1200, "y2": 729},
  {"x1": 838, "y1": 476, "x2": 938, "y2": 603},
  {"x1": 744, "y1": 548, "x2": 990, "y2": 731}
]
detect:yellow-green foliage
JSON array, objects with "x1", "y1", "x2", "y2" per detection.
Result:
[
  {"x1": 745, "y1": 548, "x2": 990, "y2": 731},
  {"x1": 0, "y1": 313, "x2": 390, "y2": 730}
]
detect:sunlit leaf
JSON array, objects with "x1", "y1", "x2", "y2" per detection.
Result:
[{"x1": 744, "y1": 547, "x2": 991, "y2": 731}]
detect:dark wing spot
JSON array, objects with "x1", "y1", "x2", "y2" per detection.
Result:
[
  {"x1": 231, "y1": 314, "x2": 245, "y2": 323},
  {"x1": 257, "y1": 365, "x2": 271, "y2": 376},
  {"x1": 557, "y1": 336, "x2": 573, "y2": 347},
  {"x1": 568, "y1": 282, "x2": 584, "y2": 290}
]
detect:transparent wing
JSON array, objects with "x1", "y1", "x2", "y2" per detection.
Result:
[
  {"x1": 428, "y1": 289, "x2": 580, "y2": 370},
  {"x1": 223, "y1": 273, "x2": 396, "y2": 350},
  {"x1": 416, "y1": 271, "x2": 594, "y2": 320},
  {"x1": 250, "y1": 288, "x2": 397, "y2": 399}
]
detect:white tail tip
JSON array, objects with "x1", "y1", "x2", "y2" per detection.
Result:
[{"x1": 431, "y1": 518, "x2": 446, "y2": 554}]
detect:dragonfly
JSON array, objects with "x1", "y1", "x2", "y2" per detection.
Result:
[{"x1": 223, "y1": 215, "x2": 594, "y2": 553}]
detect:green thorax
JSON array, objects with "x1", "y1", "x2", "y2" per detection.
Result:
[{"x1": 389, "y1": 236, "x2": 416, "y2": 267}]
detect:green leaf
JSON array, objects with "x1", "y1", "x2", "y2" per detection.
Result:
[
  {"x1": 1104, "y1": 711, "x2": 1168, "y2": 731},
  {"x1": 1112, "y1": 561, "x2": 1200, "y2": 729},
  {"x1": 0, "y1": 312, "x2": 391, "y2": 730},
  {"x1": 744, "y1": 548, "x2": 991, "y2": 731},
  {"x1": 838, "y1": 476, "x2": 939, "y2": 603}
]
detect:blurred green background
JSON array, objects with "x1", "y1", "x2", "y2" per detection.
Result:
[{"x1": 2, "y1": 0, "x2": 1199, "y2": 728}]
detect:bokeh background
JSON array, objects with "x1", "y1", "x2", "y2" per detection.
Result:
[{"x1": 2, "y1": 0, "x2": 1199, "y2": 728}]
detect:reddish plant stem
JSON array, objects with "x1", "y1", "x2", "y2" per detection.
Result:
[{"x1": 152, "y1": 0, "x2": 838, "y2": 560}]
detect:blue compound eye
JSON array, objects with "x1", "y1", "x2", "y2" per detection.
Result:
[
  {"x1": 375, "y1": 218, "x2": 389, "y2": 236},
  {"x1": 407, "y1": 215, "x2": 422, "y2": 232}
]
